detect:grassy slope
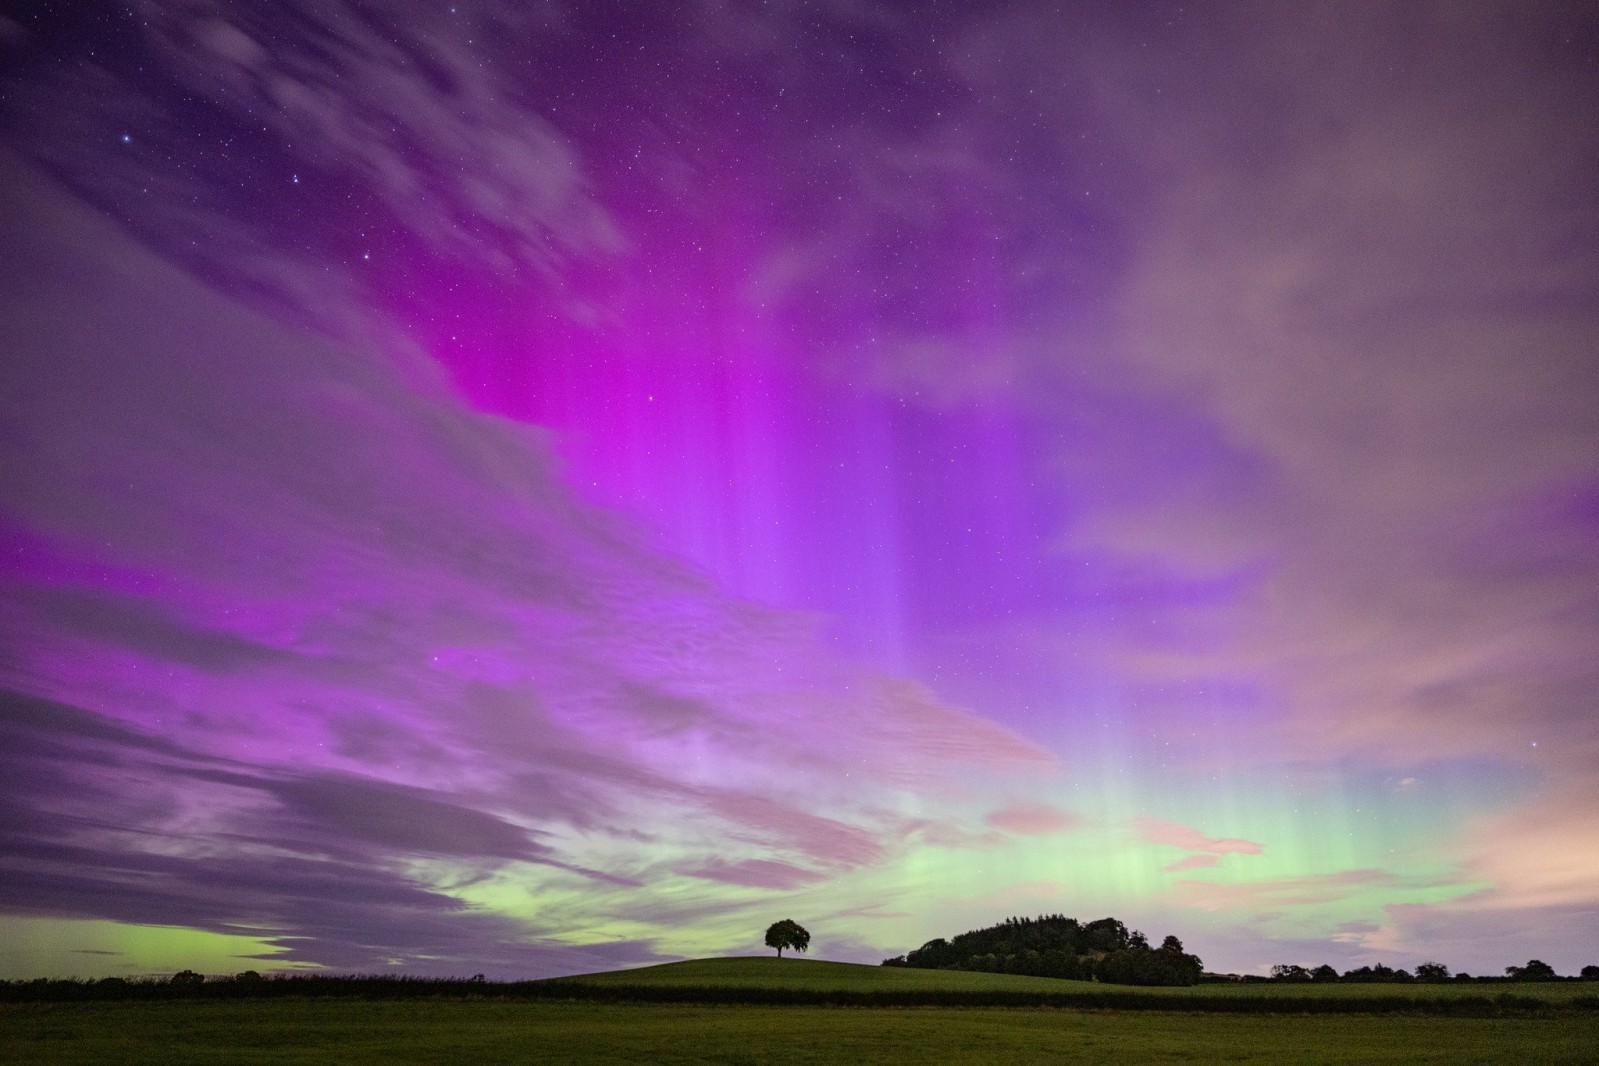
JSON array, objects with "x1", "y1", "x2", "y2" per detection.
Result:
[
  {"x1": 565, "y1": 956, "x2": 1595, "y2": 1003},
  {"x1": 4, "y1": 1000, "x2": 1598, "y2": 1066},
  {"x1": 565, "y1": 956, "x2": 1101, "y2": 993}
]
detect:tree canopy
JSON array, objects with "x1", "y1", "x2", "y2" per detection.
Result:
[
  {"x1": 764, "y1": 919, "x2": 810, "y2": 958},
  {"x1": 880, "y1": 914, "x2": 1203, "y2": 986},
  {"x1": 1506, "y1": 959, "x2": 1557, "y2": 980}
]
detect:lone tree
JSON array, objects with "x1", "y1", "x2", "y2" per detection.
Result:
[{"x1": 765, "y1": 919, "x2": 811, "y2": 958}]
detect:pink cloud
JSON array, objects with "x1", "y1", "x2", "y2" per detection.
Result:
[
  {"x1": 1166, "y1": 869, "x2": 1396, "y2": 912},
  {"x1": 984, "y1": 803, "x2": 1082, "y2": 836},
  {"x1": 901, "y1": 818, "x2": 1006, "y2": 850},
  {"x1": 682, "y1": 859, "x2": 829, "y2": 890},
  {"x1": 1162, "y1": 854, "x2": 1220, "y2": 873},
  {"x1": 1454, "y1": 785, "x2": 1599, "y2": 912},
  {"x1": 858, "y1": 678, "x2": 1060, "y2": 779},
  {"x1": 1137, "y1": 817, "x2": 1263, "y2": 855},
  {"x1": 697, "y1": 790, "x2": 888, "y2": 870}
]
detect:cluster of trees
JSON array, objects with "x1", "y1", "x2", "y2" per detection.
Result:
[
  {"x1": 881, "y1": 914, "x2": 1204, "y2": 986},
  {"x1": 1264, "y1": 960, "x2": 1599, "y2": 983}
]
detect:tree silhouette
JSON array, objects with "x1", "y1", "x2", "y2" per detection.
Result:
[
  {"x1": 764, "y1": 919, "x2": 811, "y2": 958},
  {"x1": 881, "y1": 914, "x2": 1200, "y2": 985},
  {"x1": 1082, "y1": 917, "x2": 1128, "y2": 952}
]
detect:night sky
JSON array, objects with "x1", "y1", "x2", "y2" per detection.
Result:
[{"x1": 2, "y1": 1, "x2": 1597, "y2": 980}]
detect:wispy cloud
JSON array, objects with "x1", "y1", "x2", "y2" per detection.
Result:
[
  {"x1": 984, "y1": 803, "x2": 1081, "y2": 837},
  {"x1": 681, "y1": 859, "x2": 830, "y2": 891},
  {"x1": 1166, "y1": 870, "x2": 1397, "y2": 913},
  {"x1": 1137, "y1": 819, "x2": 1263, "y2": 856}
]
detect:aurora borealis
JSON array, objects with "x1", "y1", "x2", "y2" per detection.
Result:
[{"x1": 2, "y1": 1, "x2": 1597, "y2": 980}]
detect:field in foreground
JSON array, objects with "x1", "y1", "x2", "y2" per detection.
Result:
[{"x1": 4, "y1": 999, "x2": 1599, "y2": 1066}]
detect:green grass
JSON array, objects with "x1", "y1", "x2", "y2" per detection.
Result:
[
  {"x1": 566, "y1": 956, "x2": 1594, "y2": 1004},
  {"x1": 566, "y1": 956, "x2": 1103, "y2": 993},
  {"x1": 4, "y1": 999, "x2": 1598, "y2": 1065}
]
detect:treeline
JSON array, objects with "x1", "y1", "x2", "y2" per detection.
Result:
[
  {"x1": 1251, "y1": 960, "x2": 1599, "y2": 984},
  {"x1": 880, "y1": 914, "x2": 1204, "y2": 986}
]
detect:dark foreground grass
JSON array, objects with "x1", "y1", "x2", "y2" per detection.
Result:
[{"x1": 4, "y1": 999, "x2": 1598, "y2": 1065}]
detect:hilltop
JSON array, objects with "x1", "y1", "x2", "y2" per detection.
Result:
[{"x1": 564, "y1": 956, "x2": 1098, "y2": 995}]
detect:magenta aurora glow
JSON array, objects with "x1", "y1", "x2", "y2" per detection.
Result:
[{"x1": 1, "y1": 1, "x2": 1597, "y2": 980}]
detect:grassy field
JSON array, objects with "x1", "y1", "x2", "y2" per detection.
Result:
[
  {"x1": 4, "y1": 959, "x2": 1594, "y2": 1064},
  {"x1": 567, "y1": 956, "x2": 1598, "y2": 1004},
  {"x1": 4, "y1": 999, "x2": 1598, "y2": 1066},
  {"x1": 566, "y1": 957, "x2": 1097, "y2": 992}
]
